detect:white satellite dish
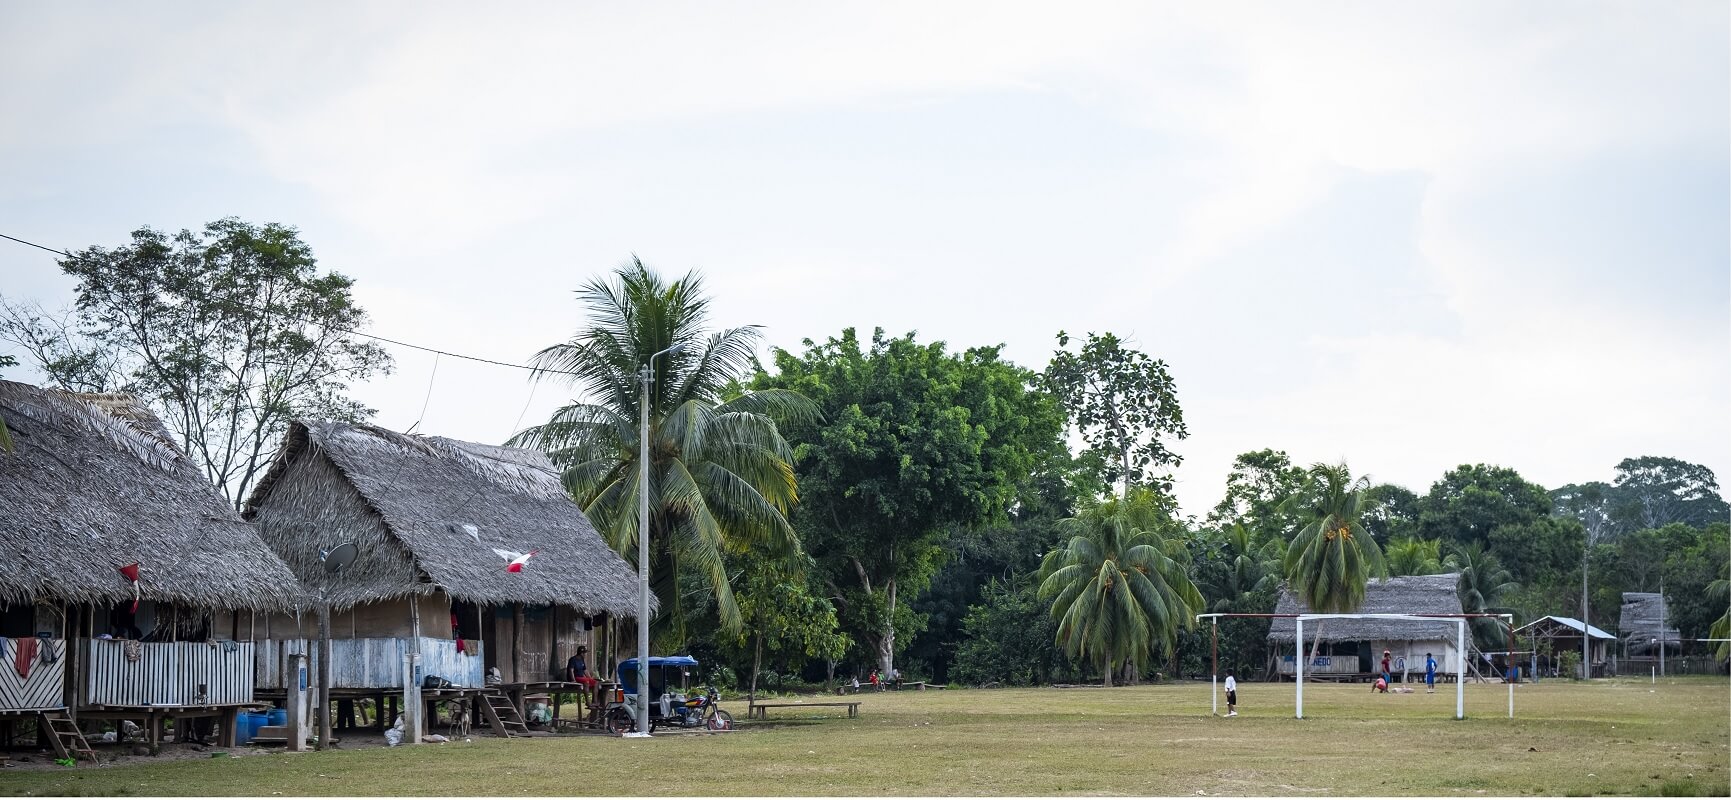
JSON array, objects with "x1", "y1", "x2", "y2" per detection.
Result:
[{"x1": 320, "y1": 542, "x2": 359, "y2": 574}]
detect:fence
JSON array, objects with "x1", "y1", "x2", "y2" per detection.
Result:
[
  {"x1": 255, "y1": 637, "x2": 484, "y2": 690},
  {"x1": 1614, "y1": 656, "x2": 1726, "y2": 677},
  {"x1": 84, "y1": 639, "x2": 255, "y2": 707},
  {"x1": 0, "y1": 637, "x2": 65, "y2": 710}
]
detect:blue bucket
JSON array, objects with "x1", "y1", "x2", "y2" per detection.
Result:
[{"x1": 266, "y1": 708, "x2": 287, "y2": 727}]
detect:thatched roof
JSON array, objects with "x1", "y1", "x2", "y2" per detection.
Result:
[
  {"x1": 0, "y1": 380, "x2": 301, "y2": 610},
  {"x1": 1618, "y1": 593, "x2": 1680, "y2": 643},
  {"x1": 242, "y1": 420, "x2": 645, "y2": 615},
  {"x1": 1268, "y1": 574, "x2": 1465, "y2": 643}
]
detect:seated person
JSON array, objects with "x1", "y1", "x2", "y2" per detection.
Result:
[{"x1": 566, "y1": 646, "x2": 600, "y2": 699}]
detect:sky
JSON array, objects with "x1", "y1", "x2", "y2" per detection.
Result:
[{"x1": 1, "y1": 1, "x2": 1726, "y2": 518}]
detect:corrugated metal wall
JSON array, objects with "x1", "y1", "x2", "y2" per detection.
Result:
[
  {"x1": 255, "y1": 637, "x2": 484, "y2": 689},
  {"x1": 0, "y1": 638, "x2": 66, "y2": 710},
  {"x1": 84, "y1": 640, "x2": 255, "y2": 707}
]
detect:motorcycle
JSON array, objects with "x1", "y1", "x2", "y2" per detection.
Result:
[{"x1": 604, "y1": 656, "x2": 734, "y2": 733}]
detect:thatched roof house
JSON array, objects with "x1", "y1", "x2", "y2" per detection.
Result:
[
  {"x1": 1618, "y1": 593, "x2": 1680, "y2": 654},
  {"x1": 241, "y1": 420, "x2": 646, "y2": 688},
  {"x1": 1268, "y1": 574, "x2": 1468, "y2": 675},
  {"x1": 242, "y1": 420, "x2": 642, "y2": 613},
  {"x1": 1268, "y1": 574, "x2": 1465, "y2": 645},
  {"x1": 0, "y1": 380, "x2": 299, "y2": 611}
]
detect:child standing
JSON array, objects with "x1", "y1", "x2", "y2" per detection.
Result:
[
  {"x1": 1425, "y1": 652, "x2": 1437, "y2": 693},
  {"x1": 1224, "y1": 670, "x2": 1238, "y2": 717}
]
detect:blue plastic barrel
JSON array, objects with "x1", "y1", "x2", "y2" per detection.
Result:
[
  {"x1": 266, "y1": 708, "x2": 287, "y2": 727},
  {"x1": 235, "y1": 712, "x2": 266, "y2": 744}
]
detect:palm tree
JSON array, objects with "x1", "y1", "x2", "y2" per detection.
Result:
[
  {"x1": 1204, "y1": 522, "x2": 1282, "y2": 613},
  {"x1": 509, "y1": 259, "x2": 815, "y2": 646},
  {"x1": 1444, "y1": 541, "x2": 1519, "y2": 649},
  {"x1": 1038, "y1": 488, "x2": 1204, "y2": 687},
  {"x1": 1385, "y1": 536, "x2": 1445, "y2": 577},
  {"x1": 1283, "y1": 463, "x2": 1387, "y2": 662}
]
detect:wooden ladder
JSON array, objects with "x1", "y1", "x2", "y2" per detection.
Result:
[
  {"x1": 478, "y1": 690, "x2": 529, "y2": 738},
  {"x1": 39, "y1": 710, "x2": 94, "y2": 762}
]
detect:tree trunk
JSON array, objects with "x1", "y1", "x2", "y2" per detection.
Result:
[
  {"x1": 878, "y1": 576, "x2": 898, "y2": 676},
  {"x1": 749, "y1": 631, "x2": 763, "y2": 702},
  {"x1": 1102, "y1": 644, "x2": 1115, "y2": 688},
  {"x1": 1308, "y1": 619, "x2": 1326, "y2": 664}
]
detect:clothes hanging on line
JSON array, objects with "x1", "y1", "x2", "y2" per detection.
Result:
[
  {"x1": 36, "y1": 633, "x2": 58, "y2": 664},
  {"x1": 124, "y1": 639, "x2": 142, "y2": 663},
  {"x1": 13, "y1": 636, "x2": 39, "y2": 679}
]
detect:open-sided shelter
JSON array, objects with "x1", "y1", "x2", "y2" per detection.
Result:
[
  {"x1": 0, "y1": 380, "x2": 300, "y2": 754},
  {"x1": 1514, "y1": 615, "x2": 1613, "y2": 678},
  {"x1": 242, "y1": 420, "x2": 646, "y2": 702},
  {"x1": 1269, "y1": 573, "x2": 1468, "y2": 679}
]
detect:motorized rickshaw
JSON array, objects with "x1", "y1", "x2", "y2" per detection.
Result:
[{"x1": 603, "y1": 656, "x2": 733, "y2": 734}]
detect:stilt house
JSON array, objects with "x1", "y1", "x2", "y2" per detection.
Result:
[
  {"x1": 1268, "y1": 573, "x2": 1468, "y2": 679},
  {"x1": 241, "y1": 421, "x2": 645, "y2": 701},
  {"x1": 0, "y1": 381, "x2": 301, "y2": 756}
]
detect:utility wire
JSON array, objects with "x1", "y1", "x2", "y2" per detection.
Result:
[{"x1": 0, "y1": 230, "x2": 583, "y2": 377}]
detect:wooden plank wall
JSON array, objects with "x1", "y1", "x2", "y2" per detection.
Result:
[
  {"x1": 0, "y1": 638, "x2": 65, "y2": 710},
  {"x1": 255, "y1": 638, "x2": 484, "y2": 689},
  {"x1": 84, "y1": 640, "x2": 255, "y2": 706}
]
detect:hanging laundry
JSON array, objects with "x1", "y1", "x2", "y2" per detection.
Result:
[
  {"x1": 36, "y1": 633, "x2": 58, "y2": 664},
  {"x1": 123, "y1": 639, "x2": 142, "y2": 663},
  {"x1": 14, "y1": 636, "x2": 38, "y2": 679},
  {"x1": 220, "y1": 640, "x2": 239, "y2": 654},
  {"x1": 456, "y1": 636, "x2": 467, "y2": 655}
]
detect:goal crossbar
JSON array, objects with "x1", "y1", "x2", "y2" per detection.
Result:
[{"x1": 1195, "y1": 611, "x2": 1516, "y2": 721}]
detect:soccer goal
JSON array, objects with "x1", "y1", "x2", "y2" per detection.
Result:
[{"x1": 1196, "y1": 611, "x2": 1516, "y2": 720}]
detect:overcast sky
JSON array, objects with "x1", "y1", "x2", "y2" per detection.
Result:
[{"x1": 2, "y1": 2, "x2": 1726, "y2": 517}]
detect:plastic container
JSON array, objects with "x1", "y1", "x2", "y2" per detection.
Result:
[
  {"x1": 266, "y1": 708, "x2": 287, "y2": 727},
  {"x1": 240, "y1": 711, "x2": 270, "y2": 744}
]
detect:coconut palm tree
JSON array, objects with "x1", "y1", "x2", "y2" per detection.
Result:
[
  {"x1": 1444, "y1": 541, "x2": 1519, "y2": 649},
  {"x1": 1708, "y1": 566, "x2": 1729, "y2": 660},
  {"x1": 509, "y1": 259, "x2": 815, "y2": 646},
  {"x1": 1204, "y1": 522, "x2": 1283, "y2": 613},
  {"x1": 1283, "y1": 462, "x2": 1387, "y2": 661},
  {"x1": 1038, "y1": 488, "x2": 1204, "y2": 687},
  {"x1": 1385, "y1": 536, "x2": 1445, "y2": 577}
]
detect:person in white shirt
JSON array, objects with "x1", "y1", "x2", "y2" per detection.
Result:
[{"x1": 1224, "y1": 671, "x2": 1238, "y2": 717}]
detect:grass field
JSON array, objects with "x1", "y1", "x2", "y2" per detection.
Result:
[{"x1": 4, "y1": 677, "x2": 1726, "y2": 796}]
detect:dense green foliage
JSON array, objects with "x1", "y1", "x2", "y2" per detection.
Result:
[
  {"x1": 1044, "y1": 331, "x2": 1188, "y2": 496},
  {"x1": 754, "y1": 328, "x2": 1066, "y2": 677}
]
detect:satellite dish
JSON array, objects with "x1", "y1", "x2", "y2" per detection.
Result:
[{"x1": 320, "y1": 542, "x2": 359, "y2": 574}]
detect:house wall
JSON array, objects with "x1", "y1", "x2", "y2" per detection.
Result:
[{"x1": 1276, "y1": 639, "x2": 1463, "y2": 675}]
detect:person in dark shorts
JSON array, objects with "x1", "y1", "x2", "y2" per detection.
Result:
[{"x1": 1224, "y1": 670, "x2": 1238, "y2": 716}]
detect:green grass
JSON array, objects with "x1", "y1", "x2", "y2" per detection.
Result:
[{"x1": 4, "y1": 677, "x2": 1727, "y2": 796}]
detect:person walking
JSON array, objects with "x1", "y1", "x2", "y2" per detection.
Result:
[
  {"x1": 1224, "y1": 670, "x2": 1238, "y2": 717},
  {"x1": 1425, "y1": 652, "x2": 1437, "y2": 693},
  {"x1": 1380, "y1": 649, "x2": 1393, "y2": 686}
]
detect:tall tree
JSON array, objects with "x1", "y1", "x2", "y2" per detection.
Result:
[
  {"x1": 1417, "y1": 464, "x2": 1552, "y2": 547},
  {"x1": 509, "y1": 259, "x2": 814, "y2": 645},
  {"x1": 1043, "y1": 331, "x2": 1187, "y2": 498},
  {"x1": 1038, "y1": 489, "x2": 1204, "y2": 686},
  {"x1": 757, "y1": 328, "x2": 1063, "y2": 677},
  {"x1": 0, "y1": 219, "x2": 392, "y2": 506},
  {"x1": 1284, "y1": 463, "x2": 1387, "y2": 660},
  {"x1": 1207, "y1": 448, "x2": 1308, "y2": 538},
  {"x1": 1611, "y1": 456, "x2": 1730, "y2": 530},
  {"x1": 1362, "y1": 483, "x2": 1421, "y2": 546}
]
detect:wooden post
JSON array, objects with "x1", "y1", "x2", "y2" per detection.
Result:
[
  {"x1": 316, "y1": 603, "x2": 333, "y2": 750},
  {"x1": 285, "y1": 653, "x2": 308, "y2": 752},
  {"x1": 403, "y1": 651, "x2": 423, "y2": 745},
  {"x1": 512, "y1": 603, "x2": 525, "y2": 683}
]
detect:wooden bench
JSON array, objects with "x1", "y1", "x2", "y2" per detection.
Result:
[{"x1": 747, "y1": 701, "x2": 860, "y2": 720}]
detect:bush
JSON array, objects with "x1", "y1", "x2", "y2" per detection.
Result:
[{"x1": 1558, "y1": 650, "x2": 1581, "y2": 680}]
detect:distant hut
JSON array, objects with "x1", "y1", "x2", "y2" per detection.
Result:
[
  {"x1": 1618, "y1": 592, "x2": 1680, "y2": 658},
  {"x1": 241, "y1": 420, "x2": 644, "y2": 720},
  {"x1": 1268, "y1": 574, "x2": 1468, "y2": 681},
  {"x1": 0, "y1": 380, "x2": 300, "y2": 756}
]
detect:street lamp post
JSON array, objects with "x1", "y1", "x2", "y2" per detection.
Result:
[{"x1": 627, "y1": 343, "x2": 683, "y2": 737}]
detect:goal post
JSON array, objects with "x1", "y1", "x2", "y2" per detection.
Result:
[{"x1": 1196, "y1": 611, "x2": 1515, "y2": 721}]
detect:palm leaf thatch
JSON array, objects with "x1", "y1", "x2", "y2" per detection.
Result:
[
  {"x1": 0, "y1": 380, "x2": 300, "y2": 610},
  {"x1": 244, "y1": 420, "x2": 645, "y2": 615}
]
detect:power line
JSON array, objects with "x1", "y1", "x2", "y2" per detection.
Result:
[{"x1": 0, "y1": 230, "x2": 584, "y2": 377}]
